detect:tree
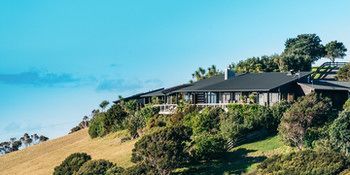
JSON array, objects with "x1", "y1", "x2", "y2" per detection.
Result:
[
  {"x1": 99, "y1": 100, "x2": 110, "y2": 112},
  {"x1": 131, "y1": 125, "x2": 192, "y2": 175},
  {"x1": 278, "y1": 93, "x2": 332, "y2": 149},
  {"x1": 325, "y1": 41, "x2": 347, "y2": 63},
  {"x1": 234, "y1": 55, "x2": 279, "y2": 73},
  {"x1": 192, "y1": 67, "x2": 206, "y2": 81},
  {"x1": 74, "y1": 159, "x2": 123, "y2": 175},
  {"x1": 257, "y1": 150, "x2": 349, "y2": 175},
  {"x1": 39, "y1": 135, "x2": 49, "y2": 142},
  {"x1": 329, "y1": 111, "x2": 350, "y2": 156},
  {"x1": 280, "y1": 34, "x2": 325, "y2": 71},
  {"x1": 191, "y1": 65, "x2": 221, "y2": 82},
  {"x1": 336, "y1": 63, "x2": 350, "y2": 81},
  {"x1": 53, "y1": 152, "x2": 91, "y2": 175}
]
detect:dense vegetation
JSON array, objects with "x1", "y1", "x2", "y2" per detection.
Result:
[
  {"x1": 190, "y1": 34, "x2": 347, "y2": 80},
  {"x1": 53, "y1": 33, "x2": 350, "y2": 174}
]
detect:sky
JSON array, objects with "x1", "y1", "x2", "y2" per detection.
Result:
[{"x1": 1, "y1": 0, "x2": 349, "y2": 141}]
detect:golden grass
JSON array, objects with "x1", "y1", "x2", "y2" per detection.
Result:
[{"x1": 0, "y1": 129, "x2": 136, "y2": 175}]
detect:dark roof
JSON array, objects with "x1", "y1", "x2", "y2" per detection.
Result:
[
  {"x1": 175, "y1": 74, "x2": 226, "y2": 92},
  {"x1": 113, "y1": 88, "x2": 164, "y2": 103},
  {"x1": 298, "y1": 80, "x2": 350, "y2": 91},
  {"x1": 186, "y1": 72, "x2": 311, "y2": 92},
  {"x1": 141, "y1": 84, "x2": 191, "y2": 97}
]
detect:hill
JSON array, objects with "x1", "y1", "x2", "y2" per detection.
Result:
[{"x1": 0, "y1": 129, "x2": 136, "y2": 175}]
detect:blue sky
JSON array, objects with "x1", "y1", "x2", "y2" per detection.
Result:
[{"x1": 1, "y1": 0, "x2": 349, "y2": 141}]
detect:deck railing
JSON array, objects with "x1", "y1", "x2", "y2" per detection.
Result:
[{"x1": 154, "y1": 103, "x2": 233, "y2": 114}]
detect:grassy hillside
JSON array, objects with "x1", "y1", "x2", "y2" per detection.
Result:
[
  {"x1": 0, "y1": 129, "x2": 136, "y2": 175},
  {"x1": 177, "y1": 135, "x2": 292, "y2": 175},
  {"x1": 0, "y1": 129, "x2": 290, "y2": 175}
]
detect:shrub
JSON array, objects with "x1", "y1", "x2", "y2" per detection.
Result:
[
  {"x1": 330, "y1": 111, "x2": 350, "y2": 156},
  {"x1": 278, "y1": 93, "x2": 332, "y2": 149},
  {"x1": 184, "y1": 107, "x2": 223, "y2": 135},
  {"x1": 127, "y1": 106, "x2": 160, "y2": 138},
  {"x1": 257, "y1": 150, "x2": 349, "y2": 175},
  {"x1": 219, "y1": 104, "x2": 272, "y2": 145},
  {"x1": 343, "y1": 99, "x2": 350, "y2": 111},
  {"x1": 88, "y1": 113, "x2": 107, "y2": 138},
  {"x1": 75, "y1": 159, "x2": 121, "y2": 175},
  {"x1": 131, "y1": 125, "x2": 192, "y2": 175},
  {"x1": 105, "y1": 104, "x2": 128, "y2": 131},
  {"x1": 270, "y1": 101, "x2": 291, "y2": 132},
  {"x1": 53, "y1": 152, "x2": 91, "y2": 175},
  {"x1": 336, "y1": 63, "x2": 350, "y2": 81},
  {"x1": 189, "y1": 133, "x2": 226, "y2": 160},
  {"x1": 88, "y1": 104, "x2": 128, "y2": 138},
  {"x1": 105, "y1": 164, "x2": 125, "y2": 175},
  {"x1": 123, "y1": 164, "x2": 149, "y2": 175}
]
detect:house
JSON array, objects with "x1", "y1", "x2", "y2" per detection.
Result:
[{"x1": 114, "y1": 62, "x2": 350, "y2": 114}]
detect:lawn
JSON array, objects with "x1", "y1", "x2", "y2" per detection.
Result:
[{"x1": 176, "y1": 135, "x2": 291, "y2": 175}]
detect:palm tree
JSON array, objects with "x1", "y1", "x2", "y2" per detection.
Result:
[
  {"x1": 325, "y1": 41, "x2": 347, "y2": 63},
  {"x1": 207, "y1": 65, "x2": 219, "y2": 77},
  {"x1": 192, "y1": 67, "x2": 206, "y2": 81}
]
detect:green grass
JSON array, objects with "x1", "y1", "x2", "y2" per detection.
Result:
[{"x1": 176, "y1": 135, "x2": 291, "y2": 175}]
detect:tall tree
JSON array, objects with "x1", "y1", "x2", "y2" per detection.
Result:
[
  {"x1": 280, "y1": 34, "x2": 325, "y2": 71},
  {"x1": 278, "y1": 93, "x2": 331, "y2": 149},
  {"x1": 192, "y1": 67, "x2": 206, "y2": 81},
  {"x1": 325, "y1": 41, "x2": 347, "y2": 63},
  {"x1": 99, "y1": 100, "x2": 110, "y2": 112}
]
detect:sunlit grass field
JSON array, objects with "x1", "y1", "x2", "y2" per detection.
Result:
[{"x1": 0, "y1": 129, "x2": 136, "y2": 175}]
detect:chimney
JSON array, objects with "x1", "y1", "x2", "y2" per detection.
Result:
[{"x1": 225, "y1": 68, "x2": 235, "y2": 80}]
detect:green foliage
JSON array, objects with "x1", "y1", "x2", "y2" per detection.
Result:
[
  {"x1": 106, "y1": 104, "x2": 128, "y2": 131},
  {"x1": 131, "y1": 125, "x2": 192, "y2": 175},
  {"x1": 278, "y1": 93, "x2": 332, "y2": 149},
  {"x1": 280, "y1": 34, "x2": 325, "y2": 71},
  {"x1": 343, "y1": 99, "x2": 350, "y2": 111},
  {"x1": 74, "y1": 159, "x2": 120, "y2": 175},
  {"x1": 219, "y1": 104, "x2": 273, "y2": 144},
  {"x1": 329, "y1": 111, "x2": 350, "y2": 156},
  {"x1": 184, "y1": 107, "x2": 223, "y2": 135},
  {"x1": 189, "y1": 133, "x2": 226, "y2": 160},
  {"x1": 123, "y1": 164, "x2": 149, "y2": 175},
  {"x1": 88, "y1": 104, "x2": 128, "y2": 138},
  {"x1": 191, "y1": 65, "x2": 221, "y2": 82},
  {"x1": 325, "y1": 40, "x2": 347, "y2": 62},
  {"x1": 121, "y1": 100, "x2": 138, "y2": 114},
  {"x1": 99, "y1": 100, "x2": 110, "y2": 111},
  {"x1": 336, "y1": 63, "x2": 350, "y2": 81},
  {"x1": 53, "y1": 152, "x2": 91, "y2": 175},
  {"x1": 127, "y1": 113, "x2": 146, "y2": 139},
  {"x1": 257, "y1": 150, "x2": 349, "y2": 175},
  {"x1": 270, "y1": 101, "x2": 292, "y2": 132},
  {"x1": 88, "y1": 113, "x2": 106, "y2": 138},
  {"x1": 105, "y1": 164, "x2": 125, "y2": 175},
  {"x1": 235, "y1": 55, "x2": 279, "y2": 73}
]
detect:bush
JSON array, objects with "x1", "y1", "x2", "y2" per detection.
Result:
[
  {"x1": 123, "y1": 164, "x2": 149, "y2": 175},
  {"x1": 75, "y1": 159, "x2": 122, "y2": 175},
  {"x1": 343, "y1": 99, "x2": 350, "y2": 111},
  {"x1": 189, "y1": 133, "x2": 226, "y2": 160},
  {"x1": 106, "y1": 164, "x2": 125, "y2": 175},
  {"x1": 257, "y1": 150, "x2": 349, "y2": 175},
  {"x1": 330, "y1": 111, "x2": 350, "y2": 156},
  {"x1": 88, "y1": 113, "x2": 107, "y2": 138},
  {"x1": 131, "y1": 125, "x2": 192, "y2": 175},
  {"x1": 53, "y1": 152, "x2": 91, "y2": 175},
  {"x1": 127, "y1": 106, "x2": 159, "y2": 138},
  {"x1": 219, "y1": 104, "x2": 272, "y2": 145},
  {"x1": 278, "y1": 93, "x2": 332, "y2": 149},
  {"x1": 270, "y1": 101, "x2": 291, "y2": 132},
  {"x1": 184, "y1": 107, "x2": 223, "y2": 135},
  {"x1": 88, "y1": 104, "x2": 128, "y2": 138}
]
